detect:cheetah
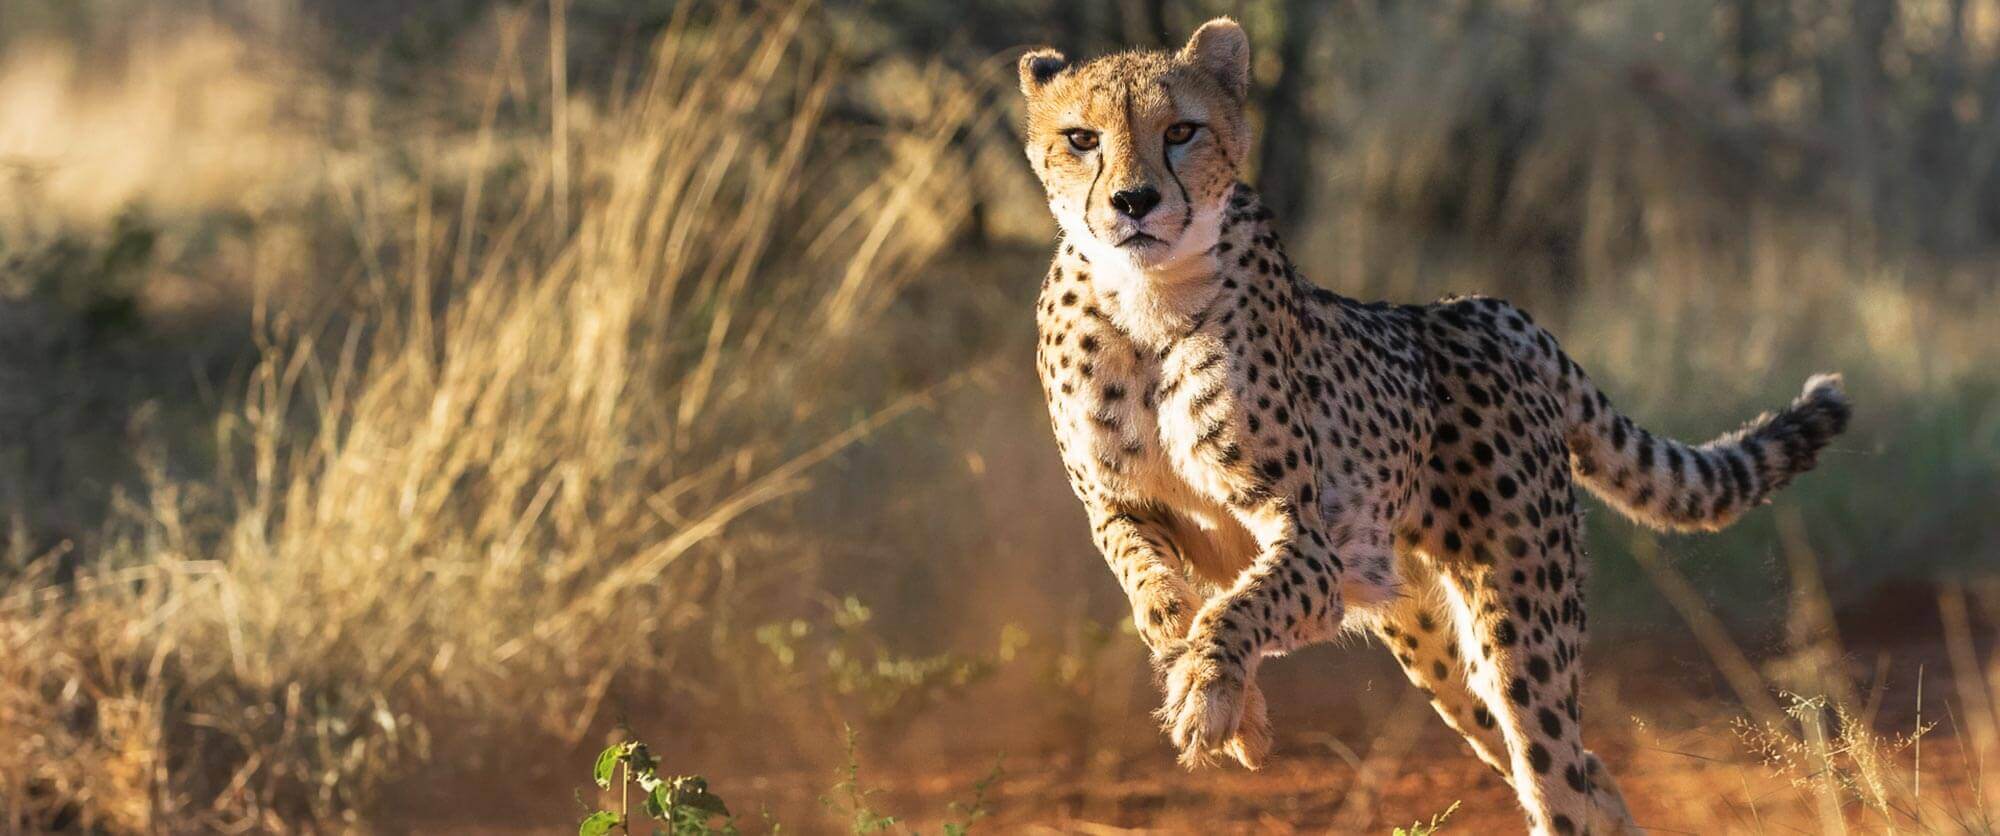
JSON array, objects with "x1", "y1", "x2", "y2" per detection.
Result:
[{"x1": 1020, "y1": 18, "x2": 1851, "y2": 835}]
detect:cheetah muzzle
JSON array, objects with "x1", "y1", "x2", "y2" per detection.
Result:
[{"x1": 1018, "y1": 17, "x2": 1851, "y2": 836}]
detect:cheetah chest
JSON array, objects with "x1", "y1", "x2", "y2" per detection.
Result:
[{"x1": 1039, "y1": 320, "x2": 1249, "y2": 536}]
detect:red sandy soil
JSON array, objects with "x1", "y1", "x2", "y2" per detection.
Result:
[{"x1": 387, "y1": 580, "x2": 1995, "y2": 834}]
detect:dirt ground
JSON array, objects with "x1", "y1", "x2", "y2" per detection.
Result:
[
  {"x1": 391, "y1": 581, "x2": 1992, "y2": 834},
  {"x1": 736, "y1": 583, "x2": 1991, "y2": 834}
]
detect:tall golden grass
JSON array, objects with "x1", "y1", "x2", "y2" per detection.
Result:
[
  {"x1": 1623, "y1": 521, "x2": 2000, "y2": 834},
  {"x1": 0, "y1": 5, "x2": 979, "y2": 829}
]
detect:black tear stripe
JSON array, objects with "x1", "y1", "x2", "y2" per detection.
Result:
[
  {"x1": 1164, "y1": 162, "x2": 1193, "y2": 234},
  {"x1": 1158, "y1": 80, "x2": 1194, "y2": 234},
  {"x1": 1084, "y1": 145, "x2": 1106, "y2": 237}
]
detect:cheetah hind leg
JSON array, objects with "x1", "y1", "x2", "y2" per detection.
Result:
[
  {"x1": 1368, "y1": 574, "x2": 1517, "y2": 782},
  {"x1": 1584, "y1": 752, "x2": 1643, "y2": 834},
  {"x1": 1432, "y1": 548, "x2": 1642, "y2": 834}
]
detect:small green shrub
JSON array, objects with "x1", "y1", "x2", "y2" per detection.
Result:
[
  {"x1": 751, "y1": 597, "x2": 1011, "y2": 724},
  {"x1": 581, "y1": 740, "x2": 737, "y2": 836},
  {"x1": 575, "y1": 728, "x2": 999, "y2": 835},
  {"x1": 819, "y1": 726, "x2": 1001, "y2": 835}
]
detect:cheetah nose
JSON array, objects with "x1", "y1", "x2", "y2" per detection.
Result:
[{"x1": 1110, "y1": 186, "x2": 1162, "y2": 220}]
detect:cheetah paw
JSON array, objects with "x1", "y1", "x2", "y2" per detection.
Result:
[
  {"x1": 1156, "y1": 645, "x2": 1249, "y2": 768},
  {"x1": 1223, "y1": 678, "x2": 1271, "y2": 770}
]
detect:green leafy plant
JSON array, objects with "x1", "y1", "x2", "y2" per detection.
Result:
[
  {"x1": 1391, "y1": 800, "x2": 1459, "y2": 836},
  {"x1": 581, "y1": 740, "x2": 736, "y2": 836},
  {"x1": 940, "y1": 759, "x2": 1002, "y2": 836},
  {"x1": 752, "y1": 597, "x2": 1008, "y2": 724},
  {"x1": 815, "y1": 725, "x2": 1002, "y2": 835},
  {"x1": 576, "y1": 726, "x2": 997, "y2": 835},
  {"x1": 821, "y1": 726, "x2": 898, "y2": 833}
]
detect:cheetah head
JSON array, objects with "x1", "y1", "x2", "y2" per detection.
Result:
[{"x1": 1019, "y1": 18, "x2": 1252, "y2": 277}]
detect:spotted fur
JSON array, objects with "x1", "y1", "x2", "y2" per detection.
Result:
[{"x1": 1020, "y1": 18, "x2": 1851, "y2": 836}]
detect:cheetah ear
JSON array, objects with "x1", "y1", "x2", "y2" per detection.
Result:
[
  {"x1": 1179, "y1": 17, "x2": 1250, "y2": 100},
  {"x1": 1018, "y1": 48, "x2": 1069, "y2": 96}
]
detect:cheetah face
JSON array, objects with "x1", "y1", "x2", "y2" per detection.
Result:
[{"x1": 1019, "y1": 19, "x2": 1253, "y2": 276}]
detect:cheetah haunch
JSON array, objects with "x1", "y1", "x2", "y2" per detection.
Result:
[{"x1": 1019, "y1": 18, "x2": 1850, "y2": 835}]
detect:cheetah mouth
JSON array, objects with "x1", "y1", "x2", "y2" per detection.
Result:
[{"x1": 1115, "y1": 232, "x2": 1165, "y2": 248}]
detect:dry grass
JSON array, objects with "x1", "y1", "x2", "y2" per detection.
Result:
[
  {"x1": 1621, "y1": 522, "x2": 2000, "y2": 834},
  {"x1": 0, "y1": 4, "x2": 980, "y2": 829},
  {"x1": 0, "y1": 2, "x2": 1996, "y2": 833}
]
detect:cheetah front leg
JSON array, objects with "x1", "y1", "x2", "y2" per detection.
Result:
[
  {"x1": 1085, "y1": 504, "x2": 1274, "y2": 769},
  {"x1": 1157, "y1": 502, "x2": 1367, "y2": 766}
]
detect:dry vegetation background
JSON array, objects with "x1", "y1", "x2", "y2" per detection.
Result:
[{"x1": 1, "y1": 0, "x2": 1998, "y2": 832}]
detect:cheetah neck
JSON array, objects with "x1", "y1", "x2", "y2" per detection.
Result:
[
  {"x1": 1085, "y1": 253, "x2": 1219, "y2": 350},
  {"x1": 1057, "y1": 184, "x2": 1302, "y2": 351},
  {"x1": 1059, "y1": 202, "x2": 1235, "y2": 351}
]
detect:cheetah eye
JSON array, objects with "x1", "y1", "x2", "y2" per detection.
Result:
[
  {"x1": 1064, "y1": 129, "x2": 1099, "y2": 151},
  {"x1": 1164, "y1": 122, "x2": 1199, "y2": 145}
]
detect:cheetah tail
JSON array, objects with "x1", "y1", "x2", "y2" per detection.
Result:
[{"x1": 1562, "y1": 371, "x2": 1852, "y2": 533}]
